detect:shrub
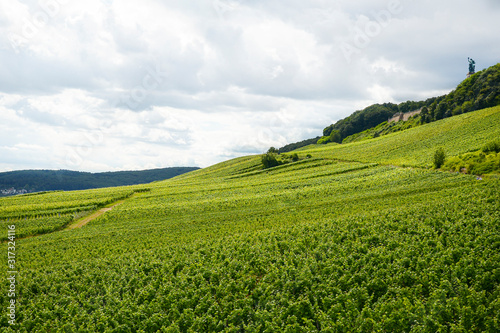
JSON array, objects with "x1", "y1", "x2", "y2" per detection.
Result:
[
  {"x1": 482, "y1": 141, "x2": 500, "y2": 153},
  {"x1": 433, "y1": 148, "x2": 446, "y2": 169},
  {"x1": 442, "y1": 151, "x2": 500, "y2": 175},
  {"x1": 317, "y1": 136, "x2": 330, "y2": 144},
  {"x1": 317, "y1": 130, "x2": 342, "y2": 144},
  {"x1": 261, "y1": 153, "x2": 280, "y2": 169},
  {"x1": 291, "y1": 153, "x2": 299, "y2": 162},
  {"x1": 442, "y1": 156, "x2": 465, "y2": 173}
]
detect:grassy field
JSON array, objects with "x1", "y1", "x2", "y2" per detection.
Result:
[{"x1": 1, "y1": 106, "x2": 500, "y2": 332}]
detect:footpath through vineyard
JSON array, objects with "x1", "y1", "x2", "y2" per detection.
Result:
[{"x1": 65, "y1": 200, "x2": 125, "y2": 230}]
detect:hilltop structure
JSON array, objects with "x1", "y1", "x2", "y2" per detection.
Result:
[{"x1": 467, "y1": 57, "x2": 476, "y2": 78}]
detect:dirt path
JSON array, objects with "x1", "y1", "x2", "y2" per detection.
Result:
[{"x1": 65, "y1": 200, "x2": 125, "y2": 230}]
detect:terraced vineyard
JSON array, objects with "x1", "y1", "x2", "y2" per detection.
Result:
[
  {"x1": 1, "y1": 106, "x2": 500, "y2": 332},
  {"x1": 306, "y1": 105, "x2": 500, "y2": 167}
]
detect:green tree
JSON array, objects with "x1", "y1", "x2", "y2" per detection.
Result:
[
  {"x1": 329, "y1": 130, "x2": 342, "y2": 143},
  {"x1": 433, "y1": 148, "x2": 446, "y2": 169},
  {"x1": 267, "y1": 147, "x2": 278, "y2": 154},
  {"x1": 262, "y1": 153, "x2": 280, "y2": 168}
]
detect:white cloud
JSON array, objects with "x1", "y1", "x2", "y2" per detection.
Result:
[{"x1": 0, "y1": 0, "x2": 499, "y2": 172}]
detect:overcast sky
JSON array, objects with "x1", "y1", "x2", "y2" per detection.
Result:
[{"x1": 1, "y1": 0, "x2": 499, "y2": 172}]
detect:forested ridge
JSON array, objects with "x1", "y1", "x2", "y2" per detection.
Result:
[
  {"x1": 282, "y1": 63, "x2": 500, "y2": 150},
  {"x1": 0, "y1": 167, "x2": 199, "y2": 194}
]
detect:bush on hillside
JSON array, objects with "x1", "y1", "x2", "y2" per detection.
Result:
[
  {"x1": 317, "y1": 136, "x2": 329, "y2": 144},
  {"x1": 482, "y1": 140, "x2": 500, "y2": 153},
  {"x1": 318, "y1": 130, "x2": 342, "y2": 144},
  {"x1": 262, "y1": 153, "x2": 281, "y2": 169},
  {"x1": 433, "y1": 148, "x2": 446, "y2": 169},
  {"x1": 443, "y1": 150, "x2": 500, "y2": 175}
]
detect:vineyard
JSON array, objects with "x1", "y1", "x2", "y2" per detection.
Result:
[
  {"x1": 1, "y1": 106, "x2": 500, "y2": 332},
  {"x1": 0, "y1": 187, "x2": 149, "y2": 240},
  {"x1": 305, "y1": 105, "x2": 500, "y2": 167}
]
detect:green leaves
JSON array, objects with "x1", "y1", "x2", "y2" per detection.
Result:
[
  {"x1": 2, "y1": 116, "x2": 500, "y2": 331},
  {"x1": 433, "y1": 147, "x2": 446, "y2": 169}
]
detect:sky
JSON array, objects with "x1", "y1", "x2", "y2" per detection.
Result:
[{"x1": 1, "y1": 0, "x2": 499, "y2": 172}]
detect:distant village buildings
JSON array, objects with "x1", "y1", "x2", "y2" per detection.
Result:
[{"x1": 1, "y1": 188, "x2": 28, "y2": 196}]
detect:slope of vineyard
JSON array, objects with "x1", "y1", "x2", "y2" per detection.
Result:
[
  {"x1": 302, "y1": 105, "x2": 500, "y2": 167},
  {"x1": 1, "y1": 106, "x2": 500, "y2": 332}
]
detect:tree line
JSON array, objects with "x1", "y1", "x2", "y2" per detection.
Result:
[{"x1": 0, "y1": 167, "x2": 199, "y2": 194}]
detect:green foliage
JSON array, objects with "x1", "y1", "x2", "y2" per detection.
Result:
[
  {"x1": 302, "y1": 106, "x2": 500, "y2": 168},
  {"x1": 443, "y1": 150, "x2": 500, "y2": 175},
  {"x1": 318, "y1": 130, "x2": 341, "y2": 144},
  {"x1": 0, "y1": 187, "x2": 145, "y2": 238},
  {"x1": 278, "y1": 137, "x2": 321, "y2": 153},
  {"x1": 267, "y1": 147, "x2": 278, "y2": 154},
  {"x1": 426, "y1": 63, "x2": 500, "y2": 121},
  {"x1": 482, "y1": 140, "x2": 500, "y2": 153},
  {"x1": 291, "y1": 153, "x2": 299, "y2": 162},
  {"x1": 317, "y1": 136, "x2": 330, "y2": 144},
  {"x1": 342, "y1": 116, "x2": 422, "y2": 144},
  {"x1": 433, "y1": 147, "x2": 446, "y2": 169},
  {"x1": 282, "y1": 63, "x2": 500, "y2": 148},
  {"x1": 2, "y1": 105, "x2": 500, "y2": 332},
  {"x1": 261, "y1": 152, "x2": 281, "y2": 168},
  {"x1": 323, "y1": 103, "x2": 399, "y2": 141}
]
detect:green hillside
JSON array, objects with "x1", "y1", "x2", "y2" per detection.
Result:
[
  {"x1": 304, "y1": 105, "x2": 500, "y2": 167},
  {"x1": 286, "y1": 63, "x2": 500, "y2": 149},
  {"x1": 1, "y1": 107, "x2": 500, "y2": 332}
]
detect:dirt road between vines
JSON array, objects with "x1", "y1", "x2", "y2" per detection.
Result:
[{"x1": 66, "y1": 200, "x2": 125, "y2": 230}]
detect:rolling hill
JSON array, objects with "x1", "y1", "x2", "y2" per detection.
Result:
[
  {"x1": 1, "y1": 106, "x2": 500, "y2": 332},
  {"x1": 282, "y1": 62, "x2": 500, "y2": 150},
  {"x1": 0, "y1": 167, "x2": 200, "y2": 195}
]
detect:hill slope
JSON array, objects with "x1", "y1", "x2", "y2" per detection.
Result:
[
  {"x1": 304, "y1": 105, "x2": 500, "y2": 167},
  {"x1": 283, "y1": 62, "x2": 500, "y2": 150},
  {"x1": 1, "y1": 107, "x2": 499, "y2": 332}
]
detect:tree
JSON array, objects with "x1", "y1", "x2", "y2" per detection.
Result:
[
  {"x1": 267, "y1": 147, "x2": 278, "y2": 154},
  {"x1": 262, "y1": 153, "x2": 280, "y2": 168},
  {"x1": 329, "y1": 130, "x2": 342, "y2": 143},
  {"x1": 433, "y1": 148, "x2": 446, "y2": 169}
]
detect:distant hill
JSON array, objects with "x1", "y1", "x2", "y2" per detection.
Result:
[
  {"x1": 280, "y1": 62, "x2": 500, "y2": 150},
  {"x1": 277, "y1": 137, "x2": 321, "y2": 154},
  {"x1": 0, "y1": 167, "x2": 200, "y2": 195}
]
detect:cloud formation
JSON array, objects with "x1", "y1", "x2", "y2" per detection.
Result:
[{"x1": 1, "y1": 0, "x2": 499, "y2": 171}]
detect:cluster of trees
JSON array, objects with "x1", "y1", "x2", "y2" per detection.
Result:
[
  {"x1": 420, "y1": 63, "x2": 500, "y2": 123},
  {"x1": 321, "y1": 103, "x2": 400, "y2": 144},
  {"x1": 278, "y1": 137, "x2": 320, "y2": 153},
  {"x1": 0, "y1": 167, "x2": 199, "y2": 193},
  {"x1": 280, "y1": 63, "x2": 500, "y2": 149},
  {"x1": 262, "y1": 148, "x2": 301, "y2": 169}
]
